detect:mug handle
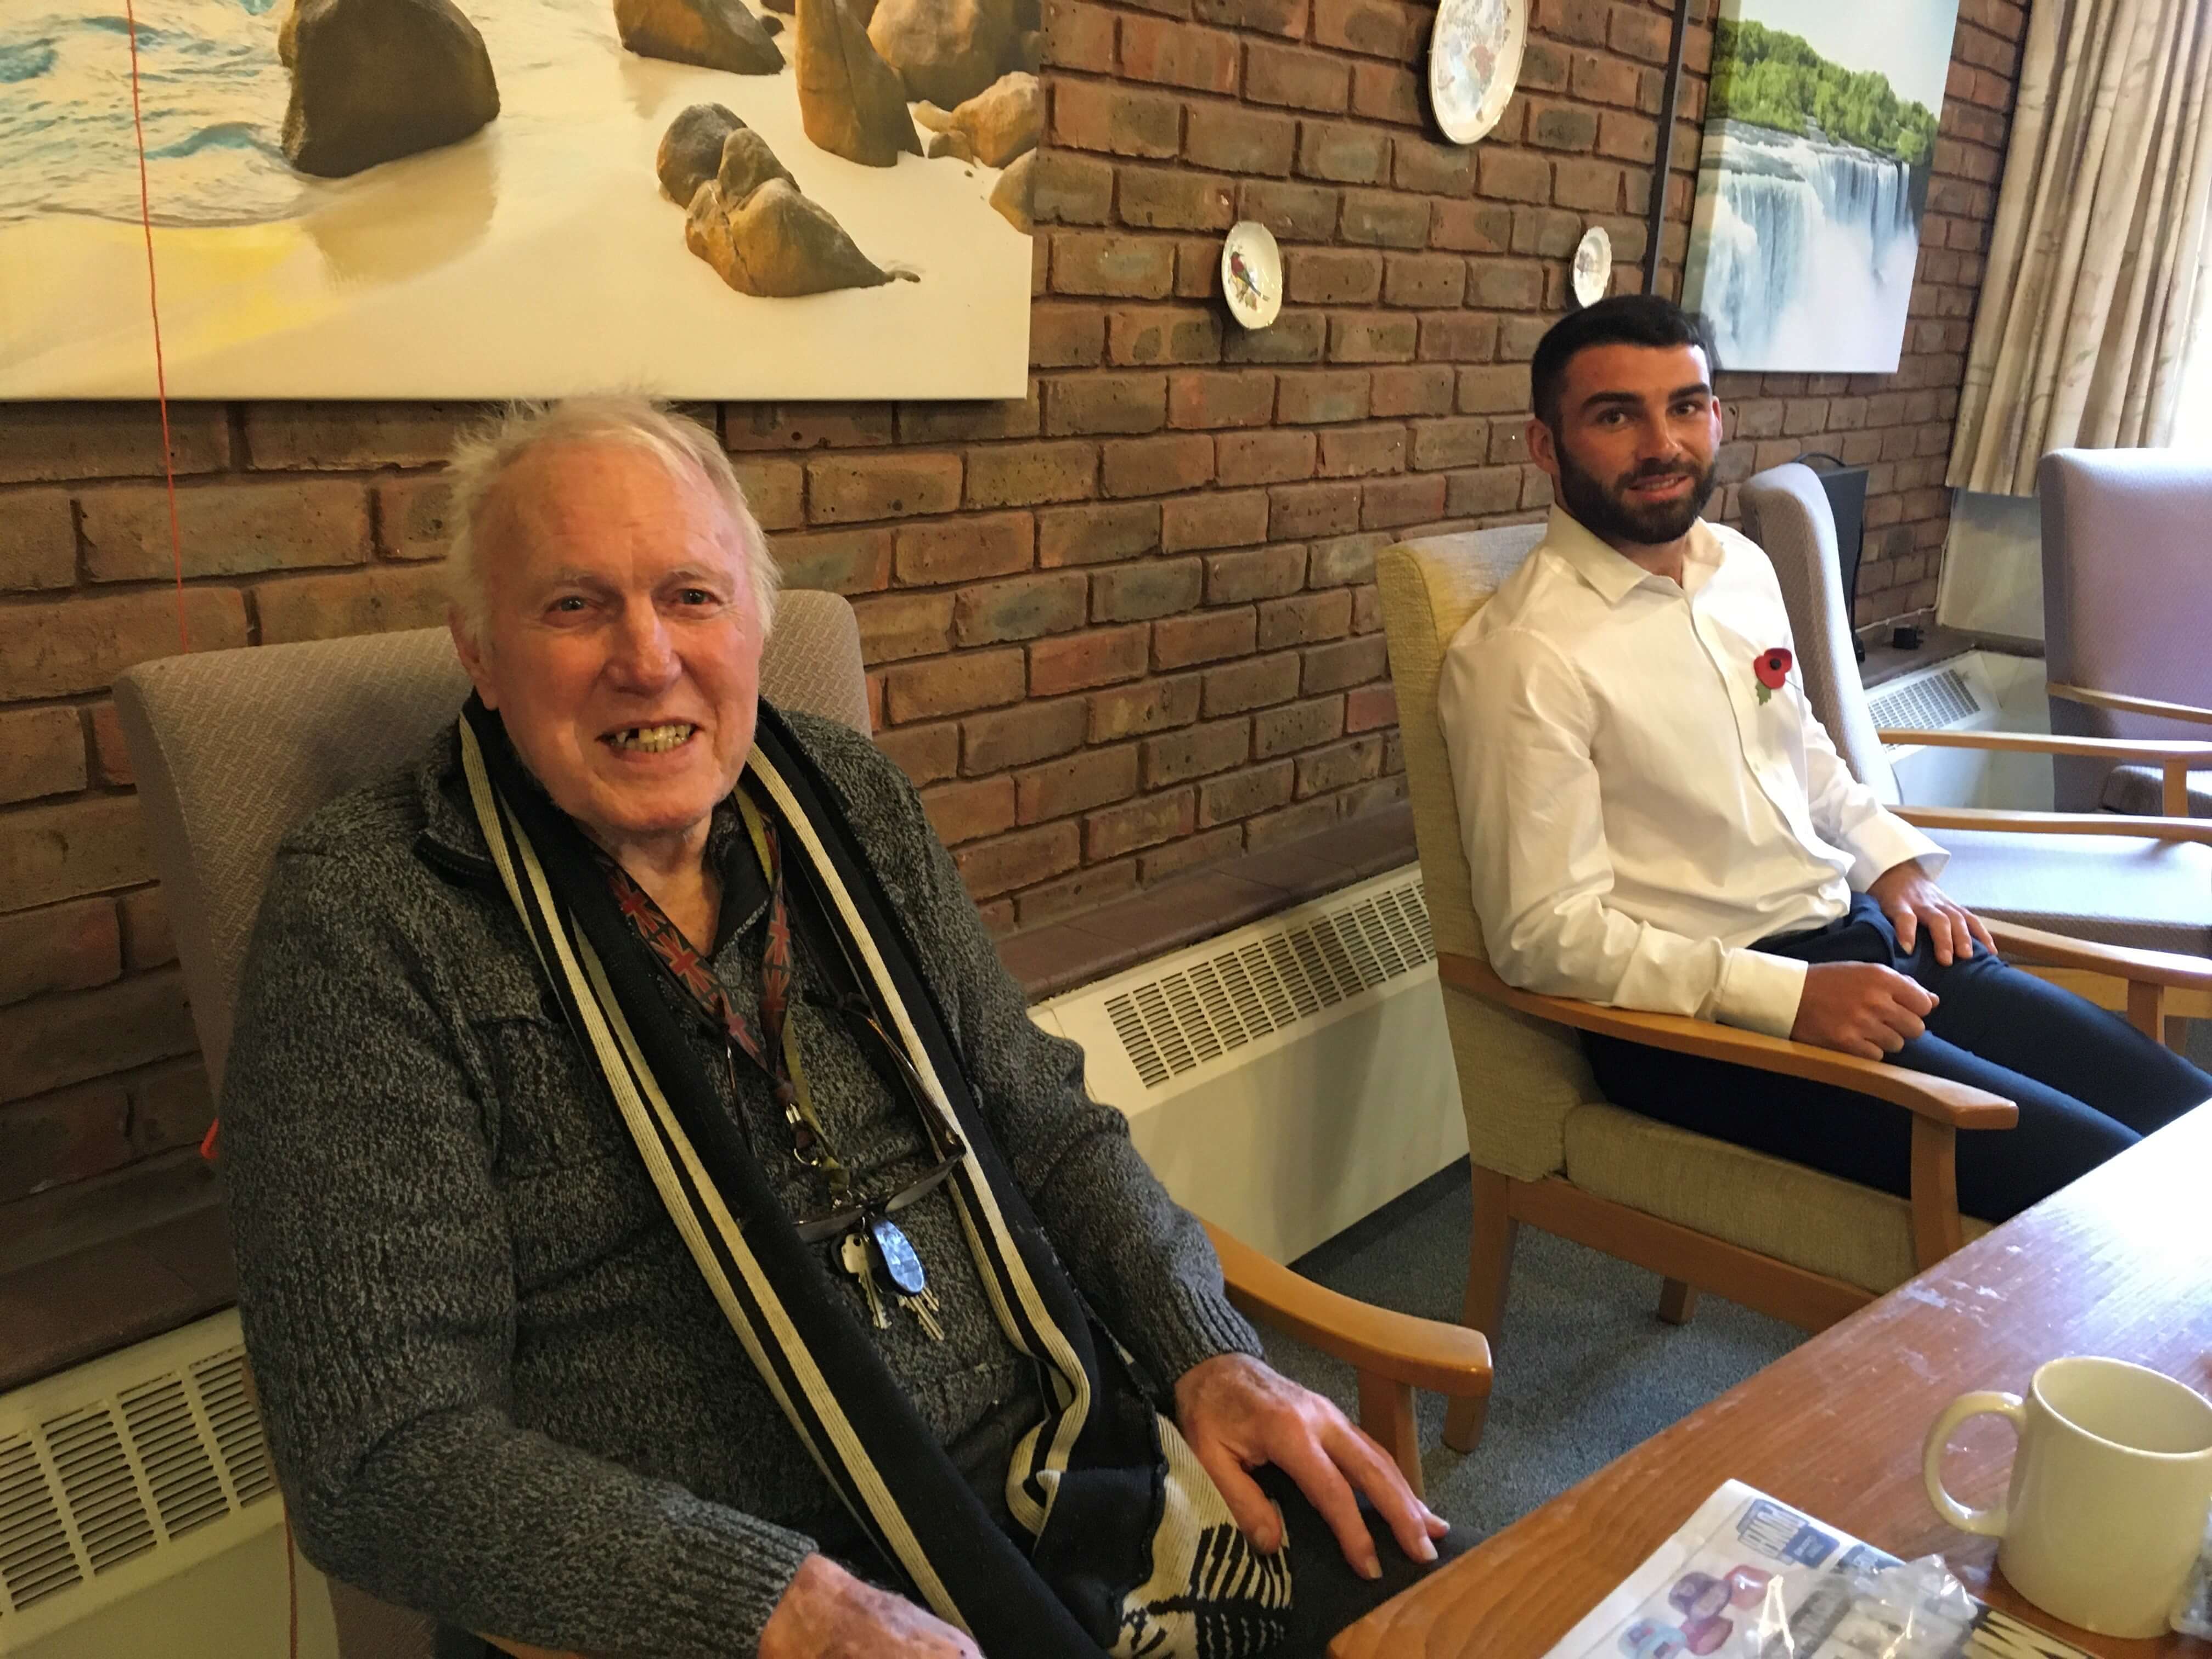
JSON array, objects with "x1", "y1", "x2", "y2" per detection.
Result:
[{"x1": 1922, "y1": 1390, "x2": 2024, "y2": 1537}]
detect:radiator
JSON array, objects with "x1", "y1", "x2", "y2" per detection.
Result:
[
  {"x1": 1870, "y1": 651, "x2": 2053, "y2": 811},
  {"x1": 1034, "y1": 862, "x2": 1468, "y2": 1263}
]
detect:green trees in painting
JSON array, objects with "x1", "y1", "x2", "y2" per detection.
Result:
[{"x1": 1707, "y1": 18, "x2": 1939, "y2": 165}]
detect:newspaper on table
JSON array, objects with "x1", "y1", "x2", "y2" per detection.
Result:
[{"x1": 1541, "y1": 1480, "x2": 2095, "y2": 1659}]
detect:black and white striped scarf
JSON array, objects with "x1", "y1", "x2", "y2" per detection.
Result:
[{"x1": 456, "y1": 697, "x2": 1293, "y2": 1657}]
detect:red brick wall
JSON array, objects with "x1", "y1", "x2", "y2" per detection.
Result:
[{"x1": 0, "y1": 0, "x2": 2023, "y2": 1234}]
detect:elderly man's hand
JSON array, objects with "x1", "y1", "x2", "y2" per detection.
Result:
[
  {"x1": 758, "y1": 1555, "x2": 979, "y2": 1658},
  {"x1": 1172, "y1": 1353, "x2": 1447, "y2": 1580}
]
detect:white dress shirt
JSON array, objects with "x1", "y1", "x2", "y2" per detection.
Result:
[{"x1": 1436, "y1": 507, "x2": 1946, "y2": 1039}]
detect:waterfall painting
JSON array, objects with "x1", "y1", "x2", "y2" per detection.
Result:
[
  {"x1": 1681, "y1": 0, "x2": 1957, "y2": 374},
  {"x1": 0, "y1": 0, "x2": 1036, "y2": 401}
]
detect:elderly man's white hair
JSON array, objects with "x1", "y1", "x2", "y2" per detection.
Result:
[{"x1": 443, "y1": 396, "x2": 780, "y2": 642}]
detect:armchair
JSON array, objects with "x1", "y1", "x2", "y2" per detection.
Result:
[
  {"x1": 1742, "y1": 462, "x2": 2212, "y2": 1044},
  {"x1": 115, "y1": 596, "x2": 1488, "y2": 1659}
]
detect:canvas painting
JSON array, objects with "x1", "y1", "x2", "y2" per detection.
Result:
[
  {"x1": 1681, "y1": 0, "x2": 1959, "y2": 374},
  {"x1": 0, "y1": 0, "x2": 1036, "y2": 400}
]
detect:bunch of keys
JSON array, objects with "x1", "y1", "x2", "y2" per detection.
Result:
[{"x1": 836, "y1": 1219, "x2": 944, "y2": 1341}]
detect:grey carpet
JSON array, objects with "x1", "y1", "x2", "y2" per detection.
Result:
[{"x1": 1255, "y1": 1160, "x2": 1802, "y2": 1545}]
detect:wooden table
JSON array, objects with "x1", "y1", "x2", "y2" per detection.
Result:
[{"x1": 1333, "y1": 1107, "x2": 2212, "y2": 1658}]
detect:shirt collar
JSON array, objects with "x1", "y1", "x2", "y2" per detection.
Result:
[{"x1": 1543, "y1": 506, "x2": 1724, "y2": 606}]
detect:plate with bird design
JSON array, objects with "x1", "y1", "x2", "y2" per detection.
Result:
[{"x1": 1221, "y1": 221, "x2": 1283, "y2": 331}]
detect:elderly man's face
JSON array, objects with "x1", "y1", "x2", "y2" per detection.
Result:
[{"x1": 453, "y1": 441, "x2": 764, "y2": 856}]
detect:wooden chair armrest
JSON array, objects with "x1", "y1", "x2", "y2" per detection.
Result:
[
  {"x1": 1206, "y1": 1221, "x2": 1493, "y2": 1398},
  {"x1": 1437, "y1": 952, "x2": 2016, "y2": 1130},
  {"x1": 1982, "y1": 918, "x2": 2212, "y2": 991},
  {"x1": 2048, "y1": 682, "x2": 2212, "y2": 727},
  {"x1": 1877, "y1": 727, "x2": 2212, "y2": 763},
  {"x1": 1894, "y1": 805, "x2": 2212, "y2": 844}
]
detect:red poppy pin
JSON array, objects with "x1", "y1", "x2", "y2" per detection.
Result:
[{"x1": 1753, "y1": 646, "x2": 1793, "y2": 704}]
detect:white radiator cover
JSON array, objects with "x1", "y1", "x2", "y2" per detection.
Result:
[
  {"x1": 1871, "y1": 650, "x2": 2053, "y2": 811},
  {"x1": 1034, "y1": 862, "x2": 1467, "y2": 1263}
]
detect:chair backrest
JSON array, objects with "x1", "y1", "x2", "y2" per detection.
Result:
[
  {"x1": 1376, "y1": 528, "x2": 1602, "y2": 1184},
  {"x1": 1741, "y1": 463, "x2": 1902, "y2": 802},
  {"x1": 114, "y1": 590, "x2": 871, "y2": 1096},
  {"x1": 2039, "y1": 448, "x2": 2212, "y2": 808}
]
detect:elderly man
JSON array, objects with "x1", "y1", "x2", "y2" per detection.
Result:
[
  {"x1": 1438, "y1": 296, "x2": 2208, "y2": 1222},
  {"x1": 221, "y1": 397, "x2": 1451, "y2": 1659}
]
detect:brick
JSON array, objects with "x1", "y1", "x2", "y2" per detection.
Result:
[
  {"x1": 0, "y1": 708, "x2": 87, "y2": 808},
  {"x1": 1238, "y1": 179, "x2": 1340, "y2": 243},
  {"x1": 0, "y1": 966, "x2": 195, "y2": 1105},
  {"x1": 1362, "y1": 473, "x2": 1448, "y2": 527},
  {"x1": 878, "y1": 722, "x2": 962, "y2": 787},
  {"x1": 772, "y1": 527, "x2": 895, "y2": 594},
  {"x1": 1553, "y1": 158, "x2": 1624, "y2": 212},
  {"x1": 115, "y1": 884, "x2": 173, "y2": 970},
  {"x1": 373, "y1": 475, "x2": 453, "y2": 561},
  {"x1": 241, "y1": 402, "x2": 474, "y2": 468},
  {"x1": 1086, "y1": 789, "x2": 1195, "y2": 860},
  {"x1": 1276, "y1": 371, "x2": 1373, "y2": 425},
  {"x1": 1139, "y1": 821, "x2": 1244, "y2": 881},
  {"x1": 1197, "y1": 759, "x2": 1294, "y2": 825},
  {"x1": 1518, "y1": 36, "x2": 1571, "y2": 92},
  {"x1": 1370, "y1": 364, "x2": 1457, "y2": 416},
  {"x1": 1245, "y1": 795, "x2": 1339, "y2": 848},
  {"x1": 1478, "y1": 149, "x2": 1551, "y2": 203},
  {"x1": 1089, "y1": 674, "x2": 1203, "y2": 741},
  {"x1": 1295, "y1": 733, "x2": 1383, "y2": 796},
  {"x1": 1491, "y1": 422, "x2": 1532, "y2": 465},
  {"x1": 1349, "y1": 63, "x2": 1423, "y2": 125},
  {"x1": 1043, "y1": 0, "x2": 1116, "y2": 70},
  {"x1": 1244, "y1": 42, "x2": 1350, "y2": 112},
  {"x1": 1597, "y1": 109, "x2": 1658, "y2": 163},
  {"x1": 1258, "y1": 590, "x2": 1353, "y2": 650},
  {"x1": 1447, "y1": 466, "x2": 1525, "y2": 516},
  {"x1": 81, "y1": 703, "x2": 127, "y2": 790},
  {"x1": 1430, "y1": 199, "x2": 1514, "y2": 252},
  {"x1": 0, "y1": 899, "x2": 120, "y2": 1008},
  {"x1": 1039, "y1": 500, "x2": 1161, "y2": 566},
  {"x1": 1312, "y1": 0, "x2": 1412, "y2": 52},
  {"x1": 1609, "y1": 4, "x2": 1672, "y2": 61},
  {"x1": 1205, "y1": 544, "x2": 1307, "y2": 602},
  {"x1": 1222, "y1": 309, "x2": 1328, "y2": 365},
  {"x1": 1458, "y1": 365, "x2": 1530, "y2": 415},
  {"x1": 1031, "y1": 304, "x2": 1109, "y2": 369},
  {"x1": 855, "y1": 592, "x2": 955, "y2": 661},
  {"x1": 1318, "y1": 425, "x2": 1408, "y2": 477},
  {"x1": 1113, "y1": 308, "x2": 1227, "y2": 367},
  {"x1": 883, "y1": 648, "x2": 1028, "y2": 721},
  {"x1": 896, "y1": 390, "x2": 1045, "y2": 445},
  {"x1": 1419, "y1": 313, "x2": 1503, "y2": 362},
  {"x1": 1052, "y1": 81, "x2": 1183, "y2": 157},
  {"x1": 1304, "y1": 633, "x2": 1388, "y2": 695},
  {"x1": 1204, "y1": 651, "x2": 1302, "y2": 714},
  {"x1": 924, "y1": 776, "x2": 1018, "y2": 845},
  {"x1": 1328, "y1": 313, "x2": 1418, "y2": 363},
  {"x1": 1032, "y1": 151, "x2": 1117, "y2": 225},
  {"x1": 1030, "y1": 624, "x2": 1152, "y2": 694},
  {"x1": 726, "y1": 403, "x2": 895, "y2": 450},
  {"x1": 967, "y1": 442, "x2": 1098, "y2": 506},
  {"x1": 256, "y1": 563, "x2": 452, "y2": 644},
  {"x1": 1345, "y1": 681, "x2": 1397, "y2": 731},
  {"x1": 1526, "y1": 98, "x2": 1599, "y2": 151},
  {"x1": 0, "y1": 1081, "x2": 134, "y2": 1203},
  {"x1": 1162, "y1": 491, "x2": 1271, "y2": 551},
  {"x1": 1511, "y1": 205, "x2": 1584, "y2": 258},
  {"x1": 1014, "y1": 858, "x2": 1141, "y2": 927},
  {"x1": 1175, "y1": 236, "x2": 1226, "y2": 300},
  {"x1": 805, "y1": 454, "x2": 962, "y2": 524},
  {"x1": 1018, "y1": 745, "x2": 1139, "y2": 822},
  {"x1": 1193, "y1": 0, "x2": 1307, "y2": 33},
  {"x1": 1100, "y1": 434, "x2": 1214, "y2": 497},
  {"x1": 955, "y1": 822, "x2": 1082, "y2": 899},
  {"x1": 1307, "y1": 532, "x2": 1383, "y2": 586},
  {"x1": 0, "y1": 488, "x2": 76, "y2": 591},
  {"x1": 1184, "y1": 105, "x2": 1296, "y2": 176},
  {"x1": 1154, "y1": 607, "x2": 1258, "y2": 668},
  {"x1": 1352, "y1": 580, "x2": 1383, "y2": 634},
  {"x1": 1253, "y1": 692, "x2": 1345, "y2": 756},
  {"x1": 1051, "y1": 232, "x2": 1177, "y2": 298},
  {"x1": 956, "y1": 572, "x2": 1088, "y2": 645},
  {"x1": 894, "y1": 511, "x2": 1034, "y2": 585},
  {"x1": 1269, "y1": 479, "x2": 1362, "y2": 538},
  {"x1": 1216, "y1": 430, "x2": 1317, "y2": 486},
  {"x1": 1093, "y1": 557, "x2": 1205, "y2": 620},
  {"x1": 0, "y1": 403, "x2": 228, "y2": 484},
  {"x1": 1167, "y1": 369, "x2": 1274, "y2": 429},
  {"x1": 1044, "y1": 374, "x2": 1169, "y2": 436},
  {"x1": 1296, "y1": 121, "x2": 1389, "y2": 184},
  {"x1": 1470, "y1": 262, "x2": 1545, "y2": 309},
  {"x1": 1393, "y1": 137, "x2": 1477, "y2": 195},
  {"x1": 0, "y1": 589, "x2": 248, "y2": 702},
  {"x1": 1338, "y1": 191, "x2": 1431, "y2": 249},
  {"x1": 1411, "y1": 416, "x2": 1491, "y2": 470},
  {"x1": 81, "y1": 479, "x2": 368, "y2": 581},
  {"x1": 131, "y1": 1061, "x2": 213, "y2": 1158},
  {"x1": 1381, "y1": 253, "x2": 1465, "y2": 308},
  {"x1": 1118, "y1": 166, "x2": 1239, "y2": 232},
  {"x1": 1142, "y1": 715, "x2": 1251, "y2": 785},
  {"x1": 964, "y1": 698, "x2": 1090, "y2": 772},
  {"x1": 1119, "y1": 15, "x2": 1240, "y2": 91}
]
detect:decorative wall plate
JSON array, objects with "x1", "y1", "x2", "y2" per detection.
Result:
[
  {"x1": 1572, "y1": 225, "x2": 1613, "y2": 307},
  {"x1": 1428, "y1": 0, "x2": 1526, "y2": 147},
  {"x1": 1221, "y1": 221, "x2": 1283, "y2": 330}
]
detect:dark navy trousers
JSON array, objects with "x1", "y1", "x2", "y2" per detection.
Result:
[{"x1": 1583, "y1": 895, "x2": 2212, "y2": 1221}]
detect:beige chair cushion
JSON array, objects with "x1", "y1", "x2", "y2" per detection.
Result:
[
  {"x1": 1562, "y1": 1103, "x2": 1994, "y2": 1297},
  {"x1": 114, "y1": 589, "x2": 870, "y2": 1094},
  {"x1": 1931, "y1": 828, "x2": 2212, "y2": 958}
]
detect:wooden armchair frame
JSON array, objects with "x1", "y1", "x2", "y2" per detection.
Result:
[{"x1": 479, "y1": 1237, "x2": 1493, "y2": 1659}]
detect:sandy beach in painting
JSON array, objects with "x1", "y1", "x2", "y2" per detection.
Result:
[{"x1": 0, "y1": 1, "x2": 1030, "y2": 399}]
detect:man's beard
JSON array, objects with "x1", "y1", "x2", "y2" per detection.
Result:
[{"x1": 1551, "y1": 441, "x2": 1718, "y2": 547}]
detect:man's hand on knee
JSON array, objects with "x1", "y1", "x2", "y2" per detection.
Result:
[
  {"x1": 759, "y1": 1554, "x2": 980, "y2": 1658},
  {"x1": 1791, "y1": 962, "x2": 1938, "y2": 1059},
  {"x1": 1868, "y1": 860, "x2": 1996, "y2": 965},
  {"x1": 1172, "y1": 1353, "x2": 1448, "y2": 1581}
]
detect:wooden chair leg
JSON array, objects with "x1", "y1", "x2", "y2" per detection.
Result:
[
  {"x1": 1657, "y1": 1278, "x2": 1699, "y2": 1325},
  {"x1": 2129, "y1": 980, "x2": 2167, "y2": 1045},
  {"x1": 1446, "y1": 1164, "x2": 1518, "y2": 1453},
  {"x1": 1357, "y1": 1372, "x2": 1423, "y2": 1500},
  {"x1": 1909, "y1": 1116, "x2": 1965, "y2": 1271}
]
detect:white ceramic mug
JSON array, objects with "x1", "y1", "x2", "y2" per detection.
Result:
[{"x1": 1922, "y1": 1356, "x2": 2212, "y2": 1638}]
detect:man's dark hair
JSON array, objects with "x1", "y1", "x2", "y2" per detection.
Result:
[{"x1": 1530, "y1": 295, "x2": 1719, "y2": 432}]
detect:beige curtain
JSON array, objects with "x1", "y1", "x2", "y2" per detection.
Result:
[{"x1": 1949, "y1": 0, "x2": 2212, "y2": 495}]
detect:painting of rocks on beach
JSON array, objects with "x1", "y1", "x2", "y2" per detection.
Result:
[
  {"x1": 0, "y1": 0, "x2": 1036, "y2": 399},
  {"x1": 1681, "y1": 0, "x2": 1957, "y2": 374}
]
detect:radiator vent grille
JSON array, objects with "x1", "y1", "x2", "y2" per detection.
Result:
[
  {"x1": 1101, "y1": 875, "x2": 1433, "y2": 1088},
  {"x1": 1869, "y1": 667, "x2": 1980, "y2": 736},
  {"x1": 0, "y1": 1340, "x2": 275, "y2": 1621}
]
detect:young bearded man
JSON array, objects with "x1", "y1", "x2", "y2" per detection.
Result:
[{"x1": 1435, "y1": 296, "x2": 2208, "y2": 1221}]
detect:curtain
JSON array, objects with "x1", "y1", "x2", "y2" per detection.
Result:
[{"x1": 1949, "y1": 0, "x2": 2212, "y2": 495}]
